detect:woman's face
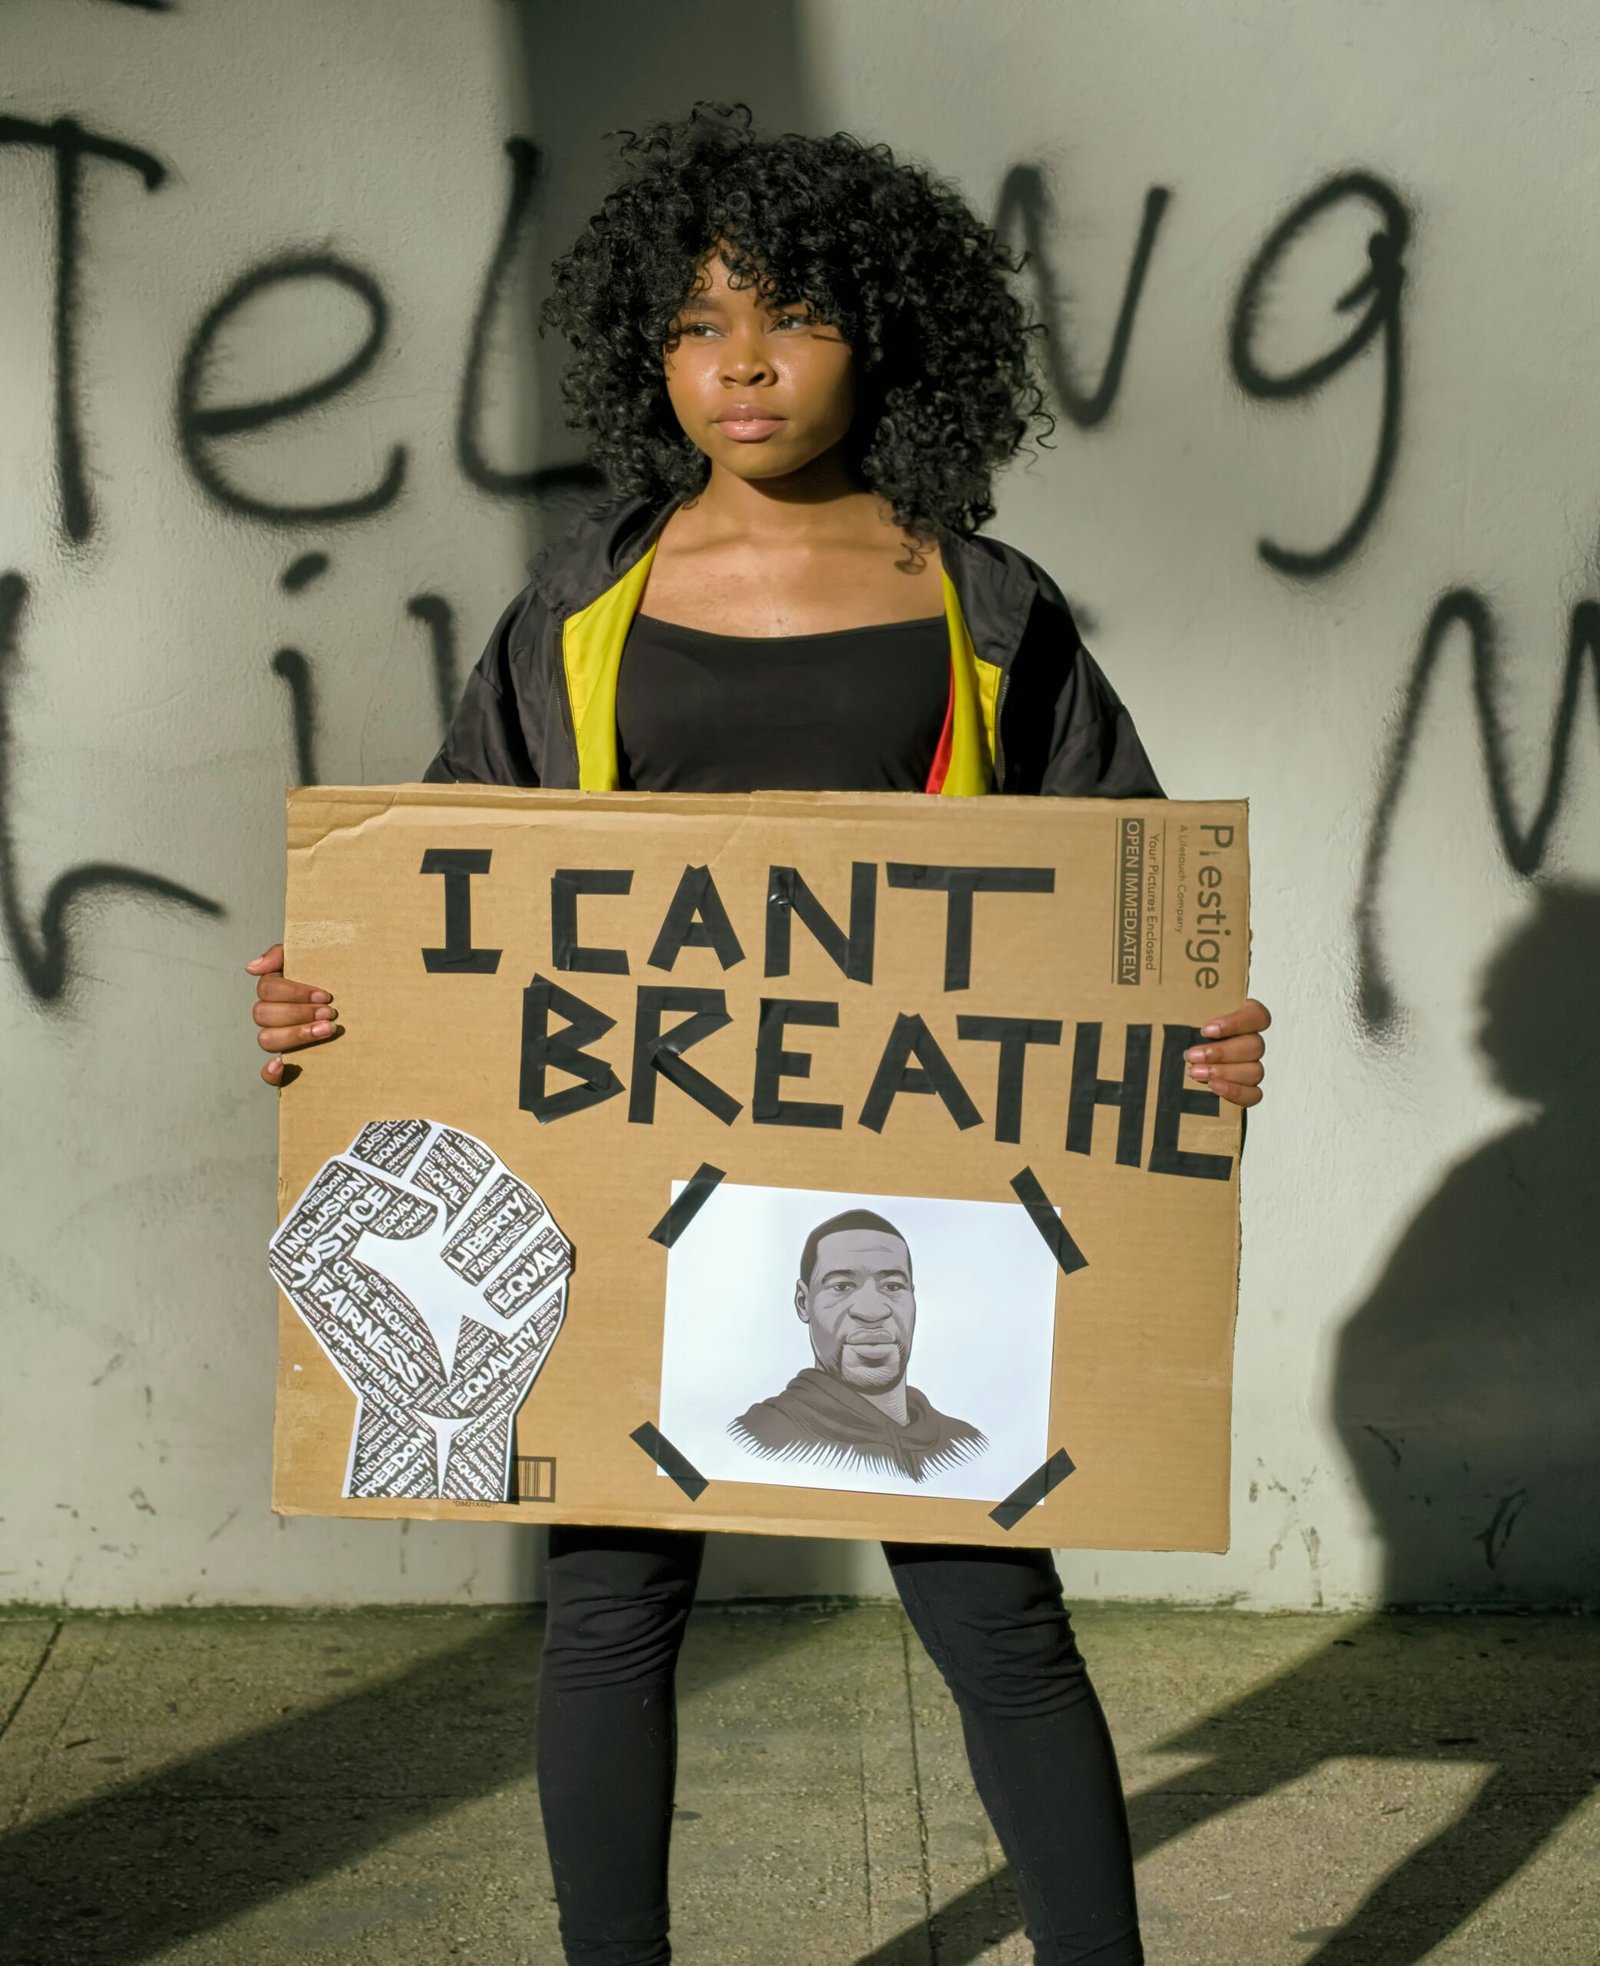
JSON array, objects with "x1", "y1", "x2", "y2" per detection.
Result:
[{"x1": 662, "y1": 245, "x2": 857, "y2": 483}]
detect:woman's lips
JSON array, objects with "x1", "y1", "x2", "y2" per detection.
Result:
[{"x1": 714, "y1": 417, "x2": 785, "y2": 441}]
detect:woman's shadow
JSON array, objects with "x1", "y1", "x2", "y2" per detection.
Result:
[
  {"x1": 862, "y1": 884, "x2": 1600, "y2": 1964},
  {"x1": 1128, "y1": 881, "x2": 1600, "y2": 1959}
]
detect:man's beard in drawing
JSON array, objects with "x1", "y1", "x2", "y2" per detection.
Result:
[{"x1": 814, "y1": 1323, "x2": 908, "y2": 1394}]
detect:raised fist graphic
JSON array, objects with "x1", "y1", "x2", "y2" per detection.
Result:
[{"x1": 269, "y1": 1120, "x2": 571, "y2": 1501}]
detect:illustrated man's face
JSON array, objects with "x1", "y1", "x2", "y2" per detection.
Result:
[{"x1": 796, "y1": 1228, "x2": 916, "y2": 1394}]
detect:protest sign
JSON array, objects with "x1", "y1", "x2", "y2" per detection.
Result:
[{"x1": 271, "y1": 787, "x2": 1247, "y2": 1549}]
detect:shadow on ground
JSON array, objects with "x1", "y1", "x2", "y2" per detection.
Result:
[
  {"x1": 859, "y1": 888, "x2": 1600, "y2": 1962},
  {"x1": 0, "y1": 1615, "x2": 547, "y2": 1963}
]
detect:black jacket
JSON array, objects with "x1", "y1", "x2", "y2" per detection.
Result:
[{"x1": 423, "y1": 493, "x2": 1163, "y2": 799}]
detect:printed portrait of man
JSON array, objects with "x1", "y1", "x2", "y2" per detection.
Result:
[{"x1": 728, "y1": 1208, "x2": 987, "y2": 1483}]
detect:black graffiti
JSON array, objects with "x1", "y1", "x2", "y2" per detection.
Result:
[
  {"x1": 275, "y1": 557, "x2": 325, "y2": 788},
  {"x1": 992, "y1": 165, "x2": 1171, "y2": 430},
  {"x1": 177, "y1": 253, "x2": 407, "y2": 525},
  {"x1": 267, "y1": 589, "x2": 457, "y2": 790},
  {"x1": 456, "y1": 137, "x2": 603, "y2": 503},
  {"x1": 281, "y1": 552, "x2": 329, "y2": 593},
  {"x1": 271, "y1": 649, "x2": 318, "y2": 789},
  {"x1": 0, "y1": 115, "x2": 166, "y2": 544},
  {"x1": 1230, "y1": 172, "x2": 1410, "y2": 579},
  {"x1": 1355, "y1": 587, "x2": 1600, "y2": 1032},
  {"x1": 407, "y1": 595, "x2": 458, "y2": 741},
  {"x1": 0, "y1": 573, "x2": 223, "y2": 1003}
]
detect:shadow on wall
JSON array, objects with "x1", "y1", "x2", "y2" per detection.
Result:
[
  {"x1": 859, "y1": 888, "x2": 1600, "y2": 1966},
  {"x1": 1337, "y1": 881, "x2": 1600, "y2": 1608},
  {"x1": 496, "y1": 0, "x2": 819, "y2": 565},
  {"x1": 492, "y1": 3, "x2": 882, "y2": 1599}
]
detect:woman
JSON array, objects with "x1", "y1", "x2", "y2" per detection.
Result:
[{"x1": 248, "y1": 103, "x2": 1269, "y2": 1966}]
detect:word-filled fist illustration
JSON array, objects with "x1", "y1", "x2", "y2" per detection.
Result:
[{"x1": 269, "y1": 1121, "x2": 571, "y2": 1501}]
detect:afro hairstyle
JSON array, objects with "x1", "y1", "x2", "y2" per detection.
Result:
[{"x1": 538, "y1": 101, "x2": 1055, "y2": 541}]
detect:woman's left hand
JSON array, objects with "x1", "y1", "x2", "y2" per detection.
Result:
[{"x1": 1185, "y1": 999, "x2": 1271, "y2": 1108}]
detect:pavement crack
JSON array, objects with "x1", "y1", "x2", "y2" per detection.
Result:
[
  {"x1": 900, "y1": 1621, "x2": 935, "y2": 1961},
  {"x1": 857, "y1": 1689, "x2": 874, "y2": 1941},
  {"x1": 0, "y1": 1620, "x2": 62, "y2": 1746}
]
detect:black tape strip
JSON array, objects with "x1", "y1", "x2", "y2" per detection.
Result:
[
  {"x1": 420, "y1": 848, "x2": 502, "y2": 973},
  {"x1": 550, "y1": 868, "x2": 632, "y2": 974},
  {"x1": 989, "y1": 1446, "x2": 1076, "y2": 1531},
  {"x1": 753, "y1": 997, "x2": 844, "y2": 1129},
  {"x1": 647, "y1": 1162, "x2": 726, "y2": 1248},
  {"x1": 630, "y1": 987, "x2": 743, "y2": 1126},
  {"x1": 631, "y1": 1422, "x2": 708, "y2": 1501},
  {"x1": 885, "y1": 864, "x2": 1054, "y2": 990},
  {"x1": 1010, "y1": 1166, "x2": 1089, "y2": 1277},
  {"x1": 956, "y1": 1015, "x2": 1062, "y2": 1145}
]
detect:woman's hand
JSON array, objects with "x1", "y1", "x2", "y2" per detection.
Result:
[
  {"x1": 246, "y1": 942, "x2": 341, "y2": 1086},
  {"x1": 1185, "y1": 998, "x2": 1270, "y2": 1108}
]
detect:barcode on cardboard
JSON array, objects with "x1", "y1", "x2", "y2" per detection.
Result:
[{"x1": 514, "y1": 1455, "x2": 558, "y2": 1503}]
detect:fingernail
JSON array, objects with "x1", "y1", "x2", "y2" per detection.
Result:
[
  {"x1": 311, "y1": 991, "x2": 331, "y2": 1004},
  {"x1": 1186, "y1": 1046, "x2": 1207, "y2": 1062},
  {"x1": 312, "y1": 1022, "x2": 333, "y2": 1037},
  {"x1": 1190, "y1": 1063, "x2": 1211, "y2": 1078},
  {"x1": 1202, "y1": 1022, "x2": 1222, "y2": 1037}
]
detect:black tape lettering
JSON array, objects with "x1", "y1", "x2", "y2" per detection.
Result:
[
  {"x1": 421, "y1": 848, "x2": 501, "y2": 973},
  {"x1": 753, "y1": 998, "x2": 843, "y2": 1129},
  {"x1": 551, "y1": 868, "x2": 631, "y2": 974},
  {"x1": 989, "y1": 1447, "x2": 1076, "y2": 1531},
  {"x1": 885, "y1": 864, "x2": 1054, "y2": 991},
  {"x1": 519, "y1": 973, "x2": 623, "y2": 1122},
  {"x1": 647, "y1": 1163, "x2": 727, "y2": 1248},
  {"x1": 1149, "y1": 1024, "x2": 1234, "y2": 1181},
  {"x1": 1009, "y1": 1166, "x2": 1089, "y2": 1277},
  {"x1": 648, "y1": 864, "x2": 745, "y2": 972},
  {"x1": 630, "y1": 986, "x2": 742, "y2": 1126},
  {"x1": 629, "y1": 1422, "x2": 708, "y2": 1501},
  {"x1": 764, "y1": 862, "x2": 877, "y2": 982},
  {"x1": 1066, "y1": 1022, "x2": 1151, "y2": 1166},
  {"x1": 956, "y1": 1015, "x2": 1062, "y2": 1144},
  {"x1": 859, "y1": 1013, "x2": 982, "y2": 1134}
]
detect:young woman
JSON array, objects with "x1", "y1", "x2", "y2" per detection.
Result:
[{"x1": 248, "y1": 102, "x2": 1269, "y2": 1966}]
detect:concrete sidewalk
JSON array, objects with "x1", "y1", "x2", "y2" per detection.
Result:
[{"x1": 0, "y1": 1603, "x2": 1595, "y2": 1964}]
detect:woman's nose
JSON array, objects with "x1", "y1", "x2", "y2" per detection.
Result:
[{"x1": 722, "y1": 337, "x2": 772, "y2": 383}]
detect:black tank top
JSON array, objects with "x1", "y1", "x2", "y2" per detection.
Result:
[{"x1": 615, "y1": 611, "x2": 950, "y2": 794}]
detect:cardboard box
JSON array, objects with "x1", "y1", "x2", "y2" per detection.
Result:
[{"x1": 271, "y1": 787, "x2": 1248, "y2": 1549}]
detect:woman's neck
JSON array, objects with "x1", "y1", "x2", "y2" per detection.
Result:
[{"x1": 683, "y1": 450, "x2": 888, "y2": 547}]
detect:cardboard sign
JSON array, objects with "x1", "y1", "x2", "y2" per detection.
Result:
[{"x1": 271, "y1": 787, "x2": 1248, "y2": 1550}]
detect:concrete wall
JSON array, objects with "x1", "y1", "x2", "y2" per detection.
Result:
[{"x1": 4, "y1": 0, "x2": 1596, "y2": 1609}]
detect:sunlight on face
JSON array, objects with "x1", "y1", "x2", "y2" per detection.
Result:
[{"x1": 662, "y1": 242, "x2": 857, "y2": 481}]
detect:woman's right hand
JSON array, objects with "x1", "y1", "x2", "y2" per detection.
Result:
[{"x1": 246, "y1": 942, "x2": 341, "y2": 1086}]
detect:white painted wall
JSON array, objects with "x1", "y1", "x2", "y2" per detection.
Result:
[{"x1": 4, "y1": 0, "x2": 1596, "y2": 1609}]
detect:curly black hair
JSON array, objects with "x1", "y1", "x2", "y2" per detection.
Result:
[{"x1": 538, "y1": 101, "x2": 1054, "y2": 541}]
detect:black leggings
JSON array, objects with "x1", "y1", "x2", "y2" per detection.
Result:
[{"x1": 536, "y1": 1526, "x2": 1143, "y2": 1965}]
